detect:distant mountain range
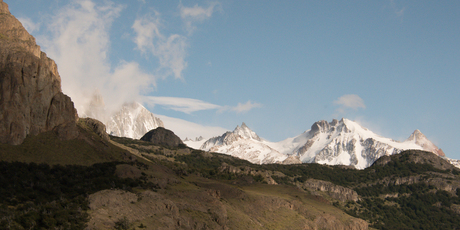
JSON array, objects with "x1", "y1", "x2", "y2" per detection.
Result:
[
  {"x1": 84, "y1": 100, "x2": 448, "y2": 169},
  {"x1": 188, "y1": 119, "x2": 445, "y2": 169}
]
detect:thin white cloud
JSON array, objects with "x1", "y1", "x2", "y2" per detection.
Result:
[
  {"x1": 229, "y1": 101, "x2": 263, "y2": 113},
  {"x1": 389, "y1": 0, "x2": 405, "y2": 19},
  {"x1": 334, "y1": 94, "x2": 366, "y2": 114},
  {"x1": 144, "y1": 96, "x2": 221, "y2": 114},
  {"x1": 179, "y1": 2, "x2": 220, "y2": 34},
  {"x1": 38, "y1": 0, "x2": 156, "y2": 117},
  {"x1": 144, "y1": 97, "x2": 262, "y2": 114},
  {"x1": 132, "y1": 13, "x2": 188, "y2": 80},
  {"x1": 154, "y1": 114, "x2": 228, "y2": 140},
  {"x1": 18, "y1": 17, "x2": 40, "y2": 33}
]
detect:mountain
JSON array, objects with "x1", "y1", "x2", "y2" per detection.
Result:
[
  {"x1": 199, "y1": 119, "x2": 444, "y2": 169},
  {"x1": 105, "y1": 102, "x2": 164, "y2": 139},
  {"x1": 269, "y1": 118, "x2": 432, "y2": 169},
  {"x1": 183, "y1": 136, "x2": 206, "y2": 149},
  {"x1": 80, "y1": 90, "x2": 164, "y2": 140},
  {"x1": 0, "y1": 0, "x2": 78, "y2": 145},
  {"x1": 406, "y1": 129, "x2": 445, "y2": 156},
  {"x1": 200, "y1": 123, "x2": 291, "y2": 164}
]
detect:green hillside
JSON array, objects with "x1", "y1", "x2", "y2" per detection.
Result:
[{"x1": 1, "y1": 126, "x2": 459, "y2": 229}]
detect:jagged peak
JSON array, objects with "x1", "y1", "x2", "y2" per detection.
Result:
[
  {"x1": 310, "y1": 118, "x2": 350, "y2": 133},
  {"x1": 232, "y1": 122, "x2": 260, "y2": 140},
  {"x1": 407, "y1": 129, "x2": 427, "y2": 142}
]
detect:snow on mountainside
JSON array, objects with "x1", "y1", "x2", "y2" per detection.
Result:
[
  {"x1": 106, "y1": 102, "x2": 164, "y2": 139},
  {"x1": 267, "y1": 119, "x2": 429, "y2": 169},
  {"x1": 81, "y1": 91, "x2": 164, "y2": 139},
  {"x1": 198, "y1": 119, "x2": 445, "y2": 169},
  {"x1": 200, "y1": 123, "x2": 290, "y2": 164},
  {"x1": 447, "y1": 159, "x2": 460, "y2": 169}
]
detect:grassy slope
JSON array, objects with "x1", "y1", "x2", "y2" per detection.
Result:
[
  {"x1": 5, "y1": 125, "x2": 460, "y2": 229},
  {"x1": 0, "y1": 122, "x2": 126, "y2": 165}
]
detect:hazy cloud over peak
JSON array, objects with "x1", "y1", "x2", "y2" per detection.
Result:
[
  {"x1": 37, "y1": 0, "x2": 156, "y2": 115},
  {"x1": 334, "y1": 94, "x2": 366, "y2": 114}
]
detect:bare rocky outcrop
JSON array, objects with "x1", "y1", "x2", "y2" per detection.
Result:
[
  {"x1": 79, "y1": 117, "x2": 109, "y2": 141},
  {"x1": 0, "y1": 0, "x2": 78, "y2": 145},
  {"x1": 281, "y1": 155, "x2": 302, "y2": 164},
  {"x1": 218, "y1": 162, "x2": 282, "y2": 185},
  {"x1": 86, "y1": 190, "x2": 180, "y2": 230},
  {"x1": 140, "y1": 127, "x2": 183, "y2": 148},
  {"x1": 300, "y1": 179, "x2": 359, "y2": 202}
]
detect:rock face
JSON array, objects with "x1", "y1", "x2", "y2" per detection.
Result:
[
  {"x1": 0, "y1": 0, "x2": 78, "y2": 145},
  {"x1": 300, "y1": 179, "x2": 359, "y2": 202},
  {"x1": 79, "y1": 118, "x2": 109, "y2": 141},
  {"x1": 140, "y1": 127, "x2": 183, "y2": 148}
]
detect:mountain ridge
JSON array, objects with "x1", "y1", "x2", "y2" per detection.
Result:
[{"x1": 196, "y1": 118, "x2": 445, "y2": 169}]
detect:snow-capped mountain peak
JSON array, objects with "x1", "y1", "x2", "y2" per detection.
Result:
[
  {"x1": 201, "y1": 122, "x2": 260, "y2": 151},
  {"x1": 406, "y1": 129, "x2": 445, "y2": 157},
  {"x1": 105, "y1": 102, "x2": 164, "y2": 139},
  {"x1": 199, "y1": 123, "x2": 289, "y2": 164},
  {"x1": 233, "y1": 122, "x2": 261, "y2": 141},
  {"x1": 196, "y1": 118, "x2": 446, "y2": 169}
]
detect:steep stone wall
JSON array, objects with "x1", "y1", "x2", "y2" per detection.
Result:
[{"x1": 0, "y1": 0, "x2": 78, "y2": 145}]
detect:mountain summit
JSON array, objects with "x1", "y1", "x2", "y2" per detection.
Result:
[
  {"x1": 81, "y1": 91, "x2": 164, "y2": 140},
  {"x1": 200, "y1": 123, "x2": 288, "y2": 164},
  {"x1": 272, "y1": 118, "x2": 428, "y2": 169},
  {"x1": 406, "y1": 129, "x2": 445, "y2": 157},
  {"x1": 106, "y1": 102, "x2": 164, "y2": 139}
]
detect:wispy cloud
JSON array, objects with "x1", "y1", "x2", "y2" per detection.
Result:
[
  {"x1": 223, "y1": 100, "x2": 263, "y2": 113},
  {"x1": 334, "y1": 94, "x2": 366, "y2": 114},
  {"x1": 389, "y1": 0, "x2": 405, "y2": 19},
  {"x1": 25, "y1": 0, "x2": 224, "y2": 121},
  {"x1": 18, "y1": 17, "x2": 40, "y2": 33},
  {"x1": 154, "y1": 114, "x2": 228, "y2": 140},
  {"x1": 36, "y1": 0, "x2": 157, "y2": 116},
  {"x1": 144, "y1": 96, "x2": 262, "y2": 114},
  {"x1": 179, "y1": 2, "x2": 220, "y2": 34},
  {"x1": 144, "y1": 96, "x2": 221, "y2": 114},
  {"x1": 132, "y1": 13, "x2": 188, "y2": 80}
]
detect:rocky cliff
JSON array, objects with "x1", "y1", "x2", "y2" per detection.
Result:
[{"x1": 0, "y1": 0, "x2": 78, "y2": 145}]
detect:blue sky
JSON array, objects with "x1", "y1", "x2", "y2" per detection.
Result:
[{"x1": 7, "y1": 0, "x2": 460, "y2": 159}]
